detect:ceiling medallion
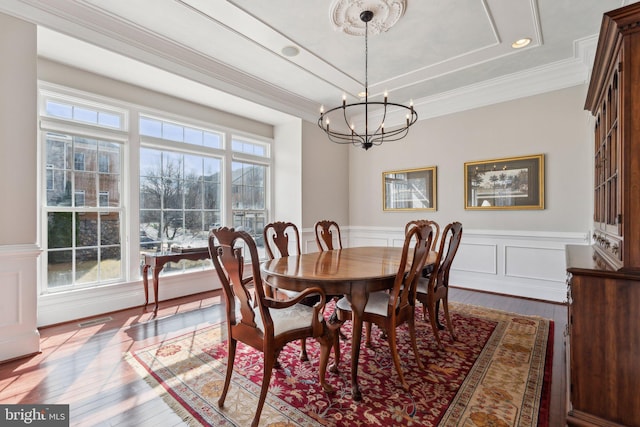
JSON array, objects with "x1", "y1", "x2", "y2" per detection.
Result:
[{"x1": 330, "y1": 0, "x2": 407, "y2": 36}]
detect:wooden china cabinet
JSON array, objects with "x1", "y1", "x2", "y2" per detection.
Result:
[{"x1": 565, "y1": 3, "x2": 640, "y2": 426}]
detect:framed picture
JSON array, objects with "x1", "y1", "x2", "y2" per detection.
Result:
[
  {"x1": 383, "y1": 166, "x2": 437, "y2": 211},
  {"x1": 464, "y1": 154, "x2": 544, "y2": 210}
]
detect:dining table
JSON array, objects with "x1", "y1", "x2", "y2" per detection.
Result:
[{"x1": 260, "y1": 246, "x2": 437, "y2": 401}]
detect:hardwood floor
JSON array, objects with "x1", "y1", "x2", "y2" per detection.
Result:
[{"x1": 0, "y1": 287, "x2": 567, "y2": 426}]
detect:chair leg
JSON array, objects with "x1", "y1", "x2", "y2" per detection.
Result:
[
  {"x1": 218, "y1": 338, "x2": 236, "y2": 408},
  {"x1": 252, "y1": 352, "x2": 276, "y2": 427},
  {"x1": 386, "y1": 326, "x2": 409, "y2": 390},
  {"x1": 408, "y1": 316, "x2": 424, "y2": 370},
  {"x1": 442, "y1": 297, "x2": 456, "y2": 341},
  {"x1": 299, "y1": 338, "x2": 309, "y2": 361},
  {"x1": 327, "y1": 322, "x2": 341, "y2": 374},
  {"x1": 317, "y1": 330, "x2": 336, "y2": 393},
  {"x1": 435, "y1": 299, "x2": 445, "y2": 330},
  {"x1": 428, "y1": 304, "x2": 444, "y2": 350}
]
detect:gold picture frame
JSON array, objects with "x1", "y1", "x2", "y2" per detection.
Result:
[
  {"x1": 464, "y1": 154, "x2": 544, "y2": 210},
  {"x1": 383, "y1": 166, "x2": 437, "y2": 211}
]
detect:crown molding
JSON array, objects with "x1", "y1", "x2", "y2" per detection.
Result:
[{"x1": 0, "y1": 0, "x2": 599, "y2": 126}]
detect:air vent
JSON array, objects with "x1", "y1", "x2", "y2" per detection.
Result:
[{"x1": 78, "y1": 316, "x2": 113, "y2": 328}]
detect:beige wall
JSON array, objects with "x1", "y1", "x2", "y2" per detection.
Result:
[
  {"x1": 348, "y1": 85, "x2": 592, "y2": 233},
  {"x1": 301, "y1": 120, "x2": 349, "y2": 229},
  {"x1": 0, "y1": 13, "x2": 37, "y2": 246}
]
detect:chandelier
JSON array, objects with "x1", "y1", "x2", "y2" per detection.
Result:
[{"x1": 318, "y1": 9, "x2": 418, "y2": 150}]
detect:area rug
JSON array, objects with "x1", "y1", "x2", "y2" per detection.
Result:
[{"x1": 126, "y1": 302, "x2": 553, "y2": 426}]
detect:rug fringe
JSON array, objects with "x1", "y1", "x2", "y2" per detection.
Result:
[{"x1": 124, "y1": 353, "x2": 203, "y2": 426}]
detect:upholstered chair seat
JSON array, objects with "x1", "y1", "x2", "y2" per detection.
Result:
[{"x1": 335, "y1": 292, "x2": 400, "y2": 318}]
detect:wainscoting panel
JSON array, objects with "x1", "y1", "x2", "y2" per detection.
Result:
[
  {"x1": 0, "y1": 244, "x2": 41, "y2": 362},
  {"x1": 0, "y1": 271, "x2": 20, "y2": 327},
  {"x1": 504, "y1": 245, "x2": 566, "y2": 282},
  {"x1": 343, "y1": 226, "x2": 588, "y2": 303},
  {"x1": 454, "y1": 243, "x2": 498, "y2": 275}
]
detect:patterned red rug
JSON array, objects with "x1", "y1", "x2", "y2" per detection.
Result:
[{"x1": 127, "y1": 302, "x2": 553, "y2": 426}]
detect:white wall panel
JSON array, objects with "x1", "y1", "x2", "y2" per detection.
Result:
[
  {"x1": 0, "y1": 272, "x2": 20, "y2": 327},
  {"x1": 0, "y1": 245, "x2": 41, "y2": 362},
  {"x1": 505, "y1": 245, "x2": 566, "y2": 282},
  {"x1": 454, "y1": 243, "x2": 498, "y2": 275}
]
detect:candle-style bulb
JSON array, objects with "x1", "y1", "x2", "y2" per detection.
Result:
[
  {"x1": 384, "y1": 91, "x2": 388, "y2": 103},
  {"x1": 320, "y1": 105, "x2": 324, "y2": 114},
  {"x1": 342, "y1": 93, "x2": 346, "y2": 108}
]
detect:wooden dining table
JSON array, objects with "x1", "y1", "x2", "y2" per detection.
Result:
[{"x1": 260, "y1": 246, "x2": 436, "y2": 401}]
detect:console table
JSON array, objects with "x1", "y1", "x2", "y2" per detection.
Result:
[{"x1": 141, "y1": 248, "x2": 211, "y2": 313}]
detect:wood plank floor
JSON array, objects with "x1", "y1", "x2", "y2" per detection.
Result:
[{"x1": 0, "y1": 287, "x2": 567, "y2": 426}]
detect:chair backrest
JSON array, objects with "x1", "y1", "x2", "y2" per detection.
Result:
[
  {"x1": 405, "y1": 219, "x2": 440, "y2": 251},
  {"x1": 314, "y1": 220, "x2": 342, "y2": 251},
  {"x1": 263, "y1": 221, "x2": 301, "y2": 260},
  {"x1": 209, "y1": 227, "x2": 271, "y2": 337},
  {"x1": 434, "y1": 222, "x2": 463, "y2": 288},
  {"x1": 388, "y1": 223, "x2": 434, "y2": 316}
]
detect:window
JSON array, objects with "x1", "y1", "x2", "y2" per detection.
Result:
[
  {"x1": 41, "y1": 91, "x2": 125, "y2": 292},
  {"x1": 74, "y1": 152, "x2": 85, "y2": 171},
  {"x1": 46, "y1": 164, "x2": 55, "y2": 190},
  {"x1": 74, "y1": 191, "x2": 86, "y2": 207},
  {"x1": 99, "y1": 191, "x2": 109, "y2": 207},
  {"x1": 231, "y1": 161, "x2": 266, "y2": 239},
  {"x1": 98, "y1": 153, "x2": 110, "y2": 173},
  {"x1": 140, "y1": 115, "x2": 223, "y2": 149},
  {"x1": 230, "y1": 137, "x2": 269, "y2": 248},
  {"x1": 139, "y1": 148, "x2": 222, "y2": 257},
  {"x1": 39, "y1": 85, "x2": 273, "y2": 293},
  {"x1": 139, "y1": 119, "x2": 271, "y2": 265},
  {"x1": 45, "y1": 99, "x2": 123, "y2": 129},
  {"x1": 44, "y1": 132, "x2": 123, "y2": 290}
]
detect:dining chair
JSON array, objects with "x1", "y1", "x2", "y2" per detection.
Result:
[
  {"x1": 333, "y1": 222, "x2": 434, "y2": 390},
  {"x1": 312, "y1": 220, "x2": 348, "y2": 340},
  {"x1": 209, "y1": 227, "x2": 336, "y2": 427},
  {"x1": 405, "y1": 219, "x2": 440, "y2": 277},
  {"x1": 415, "y1": 221, "x2": 463, "y2": 349},
  {"x1": 314, "y1": 220, "x2": 343, "y2": 251},
  {"x1": 263, "y1": 221, "x2": 321, "y2": 361},
  {"x1": 405, "y1": 219, "x2": 440, "y2": 251},
  {"x1": 263, "y1": 221, "x2": 303, "y2": 301}
]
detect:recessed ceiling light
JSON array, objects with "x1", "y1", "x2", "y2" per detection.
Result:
[
  {"x1": 512, "y1": 38, "x2": 531, "y2": 49},
  {"x1": 281, "y1": 45, "x2": 300, "y2": 57}
]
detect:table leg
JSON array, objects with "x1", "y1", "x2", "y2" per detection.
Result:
[
  {"x1": 346, "y1": 287, "x2": 368, "y2": 401},
  {"x1": 142, "y1": 264, "x2": 150, "y2": 309},
  {"x1": 152, "y1": 266, "x2": 163, "y2": 314}
]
